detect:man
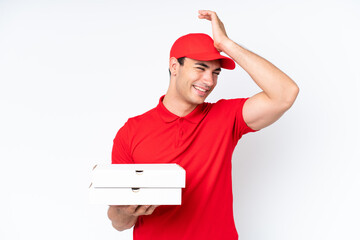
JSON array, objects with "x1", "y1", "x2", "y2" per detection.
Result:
[{"x1": 107, "y1": 10, "x2": 299, "y2": 240}]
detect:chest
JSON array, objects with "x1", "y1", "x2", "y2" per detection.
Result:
[{"x1": 131, "y1": 117, "x2": 234, "y2": 165}]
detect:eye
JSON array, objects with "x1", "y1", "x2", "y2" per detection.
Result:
[
  {"x1": 196, "y1": 67, "x2": 205, "y2": 71},
  {"x1": 213, "y1": 72, "x2": 220, "y2": 76}
]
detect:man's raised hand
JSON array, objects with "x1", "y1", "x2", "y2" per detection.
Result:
[{"x1": 198, "y1": 10, "x2": 230, "y2": 52}]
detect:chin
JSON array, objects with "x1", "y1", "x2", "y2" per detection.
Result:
[{"x1": 191, "y1": 95, "x2": 207, "y2": 105}]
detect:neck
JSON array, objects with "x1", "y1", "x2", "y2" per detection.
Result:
[{"x1": 162, "y1": 94, "x2": 197, "y2": 117}]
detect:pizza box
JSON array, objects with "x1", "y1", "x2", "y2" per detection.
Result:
[{"x1": 89, "y1": 163, "x2": 186, "y2": 205}]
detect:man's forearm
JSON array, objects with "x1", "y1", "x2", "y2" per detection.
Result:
[{"x1": 220, "y1": 39, "x2": 299, "y2": 105}]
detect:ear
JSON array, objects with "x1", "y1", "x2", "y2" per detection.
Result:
[{"x1": 169, "y1": 57, "x2": 179, "y2": 76}]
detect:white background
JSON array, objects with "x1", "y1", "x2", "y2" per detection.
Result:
[{"x1": 1, "y1": 0, "x2": 359, "y2": 239}]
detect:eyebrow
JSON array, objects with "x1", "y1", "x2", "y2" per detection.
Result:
[{"x1": 195, "y1": 62, "x2": 221, "y2": 72}]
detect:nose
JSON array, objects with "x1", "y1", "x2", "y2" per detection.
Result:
[{"x1": 202, "y1": 71, "x2": 216, "y2": 87}]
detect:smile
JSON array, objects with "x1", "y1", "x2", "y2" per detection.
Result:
[{"x1": 193, "y1": 85, "x2": 208, "y2": 93}]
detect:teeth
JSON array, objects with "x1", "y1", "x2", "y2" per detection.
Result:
[{"x1": 194, "y1": 86, "x2": 206, "y2": 92}]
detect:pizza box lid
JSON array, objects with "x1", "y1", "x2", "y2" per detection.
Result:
[{"x1": 91, "y1": 163, "x2": 186, "y2": 188}]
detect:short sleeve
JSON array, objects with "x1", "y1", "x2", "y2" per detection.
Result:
[
  {"x1": 232, "y1": 98, "x2": 259, "y2": 140},
  {"x1": 112, "y1": 121, "x2": 134, "y2": 164}
]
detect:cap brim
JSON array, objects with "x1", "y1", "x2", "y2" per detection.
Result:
[{"x1": 185, "y1": 52, "x2": 236, "y2": 70}]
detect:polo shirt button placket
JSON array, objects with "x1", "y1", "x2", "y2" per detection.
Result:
[{"x1": 177, "y1": 118, "x2": 184, "y2": 147}]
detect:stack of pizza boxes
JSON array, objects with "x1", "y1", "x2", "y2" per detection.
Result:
[{"x1": 89, "y1": 164, "x2": 186, "y2": 205}]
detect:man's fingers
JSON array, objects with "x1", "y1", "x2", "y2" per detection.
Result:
[
  {"x1": 108, "y1": 205, "x2": 139, "y2": 215},
  {"x1": 198, "y1": 10, "x2": 217, "y2": 20},
  {"x1": 198, "y1": 13, "x2": 211, "y2": 20},
  {"x1": 198, "y1": 9, "x2": 214, "y2": 16},
  {"x1": 115, "y1": 205, "x2": 138, "y2": 215},
  {"x1": 133, "y1": 205, "x2": 151, "y2": 216},
  {"x1": 127, "y1": 205, "x2": 139, "y2": 214},
  {"x1": 110, "y1": 205, "x2": 159, "y2": 217},
  {"x1": 144, "y1": 205, "x2": 159, "y2": 215},
  {"x1": 198, "y1": 14, "x2": 211, "y2": 21},
  {"x1": 131, "y1": 205, "x2": 159, "y2": 216}
]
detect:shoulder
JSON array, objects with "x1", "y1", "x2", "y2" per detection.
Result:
[
  {"x1": 125, "y1": 107, "x2": 158, "y2": 129},
  {"x1": 209, "y1": 98, "x2": 249, "y2": 111},
  {"x1": 215, "y1": 98, "x2": 249, "y2": 105},
  {"x1": 201, "y1": 98, "x2": 250, "y2": 123},
  {"x1": 114, "y1": 107, "x2": 156, "y2": 142}
]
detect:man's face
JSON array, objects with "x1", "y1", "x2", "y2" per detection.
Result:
[{"x1": 174, "y1": 57, "x2": 221, "y2": 107}]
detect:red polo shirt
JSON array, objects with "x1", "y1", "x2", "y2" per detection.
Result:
[{"x1": 112, "y1": 96, "x2": 257, "y2": 240}]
